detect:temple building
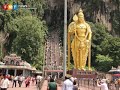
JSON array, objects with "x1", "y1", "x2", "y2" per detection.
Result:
[{"x1": 0, "y1": 54, "x2": 36, "y2": 76}]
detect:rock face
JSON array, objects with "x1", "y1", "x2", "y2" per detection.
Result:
[
  {"x1": 44, "y1": 0, "x2": 120, "y2": 35},
  {"x1": 44, "y1": 0, "x2": 64, "y2": 27},
  {"x1": 68, "y1": 0, "x2": 119, "y2": 33}
]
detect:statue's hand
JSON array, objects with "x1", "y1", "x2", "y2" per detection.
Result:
[
  {"x1": 86, "y1": 40, "x2": 90, "y2": 48},
  {"x1": 86, "y1": 40, "x2": 89, "y2": 43}
]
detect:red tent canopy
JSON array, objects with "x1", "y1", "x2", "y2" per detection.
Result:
[{"x1": 113, "y1": 74, "x2": 120, "y2": 76}]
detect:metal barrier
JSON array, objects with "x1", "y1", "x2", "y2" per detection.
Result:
[
  {"x1": 79, "y1": 79, "x2": 120, "y2": 90},
  {"x1": 79, "y1": 79, "x2": 100, "y2": 90}
]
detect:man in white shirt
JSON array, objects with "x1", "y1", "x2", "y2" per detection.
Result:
[
  {"x1": 62, "y1": 75, "x2": 73, "y2": 90},
  {"x1": 36, "y1": 75, "x2": 43, "y2": 90},
  {"x1": 97, "y1": 79, "x2": 108, "y2": 90},
  {"x1": 36, "y1": 75, "x2": 43, "y2": 83},
  {"x1": 0, "y1": 74, "x2": 10, "y2": 90},
  {"x1": 18, "y1": 75, "x2": 25, "y2": 87},
  {"x1": 70, "y1": 77, "x2": 74, "y2": 82},
  {"x1": 12, "y1": 76, "x2": 18, "y2": 88}
]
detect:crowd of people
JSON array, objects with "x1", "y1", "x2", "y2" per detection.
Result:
[
  {"x1": 47, "y1": 75, "x2": 109, "y2": 90},
  {"x1": 0, "y1": 73, "x2": 43, "y2": 90},
  {"x1": 47, "y1": 75, "x2": 78, "y2": 90},
  {"x1": 97, "y1": 79, "x2": 108, "y2": 90},
  {"x1": 96, "y1": 77, "x2": 120, "y2": 90},
  {"x1": 0, "y1": 73, "x2": 111, "y2": 90},
  {"x1": 62, "y1": 76, "x2": 78, "y2": 90}
]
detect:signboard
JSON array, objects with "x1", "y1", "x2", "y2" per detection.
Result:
[{"x1": 72, "y1": 69, "x2": 97, "y2": 78}]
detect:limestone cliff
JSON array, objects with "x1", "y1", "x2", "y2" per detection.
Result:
[{"x1": 44, "y1": 0, "x2": 120, "y2": 36}]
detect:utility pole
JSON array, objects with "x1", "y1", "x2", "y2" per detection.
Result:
[
  {"x1": 0, "y1": 31, "x2": 3, "y2": 61},
  {"x1": 63, "y1": 0, "x2": 67, "y2": 78}
]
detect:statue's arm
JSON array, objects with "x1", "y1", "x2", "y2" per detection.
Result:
[
  {"x1": 86, "y1": 24, "x2": 92, "y2": 41},
  {"x1": 68, "y1": 22, "x2": 76, "y2": 35}
]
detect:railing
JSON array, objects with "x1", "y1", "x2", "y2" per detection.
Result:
[
  {"x1": 78, "y1": 79, "x2": 100, "y2": 90},
  {"x1": 79, "y1": 79, "x2": 120, "y2": 90}
]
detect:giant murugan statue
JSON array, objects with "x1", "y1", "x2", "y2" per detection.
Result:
[{"x1": 68, "y1": 9, "x2": 92, "y2": 70}]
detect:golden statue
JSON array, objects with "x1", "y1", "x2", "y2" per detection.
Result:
[{"x1": 68, "y1": 9, "x2": 92, "y2": 70}]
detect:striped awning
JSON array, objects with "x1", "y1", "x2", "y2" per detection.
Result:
[
  {"x1": 44, "y1": 70, "x2": 63, "y2": 72},
  {"x1": 108, "y1": 69, "x2": 120, "y2": 73}
]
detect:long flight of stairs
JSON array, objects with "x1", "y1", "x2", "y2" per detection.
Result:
[{"x1": 44, "y1": 30, "x2": 63, "y2": 71}]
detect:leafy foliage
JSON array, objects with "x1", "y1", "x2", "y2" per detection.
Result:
[
  {"x1": 89, "y1": 22, "x2": 120, "y2": 71},
  {"x1": 102, "y1": 37, "x2": 120, "y2": 67},
  {"x1": 89, "y1": 22, "x2": 110, "y2": 64},
  {"x1": 0, "y1": 0, "x2": 47, "y2": 70},
  {"x1": 1, "y1": 0, "x2": 120, "y2": 72},
  {"x1": 96, "y1": 54, "x2": 113, "y2": 72},
  {"x1": 6, "y1": 16, "x2": 47, "y2": 70}
]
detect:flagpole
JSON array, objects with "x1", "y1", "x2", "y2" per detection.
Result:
[{"x1": 63, "y1": 0, "x2": 67, "y2": 78}]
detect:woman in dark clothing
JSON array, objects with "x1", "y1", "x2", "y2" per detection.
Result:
[
  {"x1": 47, "y1": 78, "x2": 57, "y2": 90},
  {"x1": 73, "y1": 80, "x2": 78, "y2": 90}
]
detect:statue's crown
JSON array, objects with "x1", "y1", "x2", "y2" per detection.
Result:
[{"x1": 78, "y1": 8, "x2": 84, "y2": 18}]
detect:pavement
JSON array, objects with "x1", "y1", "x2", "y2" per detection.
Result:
[
  {"x1": 41, "y1": 80, "x2": 61, "y2": 90},
  {"x1": 41, "y1": 80, "x2": 96, "y2": 90},
  {"x1": 7, "y1": 80, "x2": 99, "y2": 90},
  {"x1": 8, "y1": 81, "x2": 36, "y2": 90}
]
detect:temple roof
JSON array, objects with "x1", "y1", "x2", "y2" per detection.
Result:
[
  {"x1": 0, "y1": 65, "x2": 34, "y2": 70},
  {"x1": 1, "y1": 54, "x2": 36, "y2": 71},
  {"x1": 3, "y1": 54, "x2": 21, "y2": 61},
  {"x1": 10, "y1": 53, "x2": 17, "y2": 57},
  {"x1": 21, "y1": 61, "x2": 32, "y2": 68},
  {"x1": 0, "y1": 62, "x2": 5, "y2": 65}
]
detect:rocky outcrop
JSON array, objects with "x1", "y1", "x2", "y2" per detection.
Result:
[
  {"x1": 44, "y1": 0, "x2": 120, "y2": 36},
  {"x1": 44, "y1": 0, "x2": 64, "y2": 27}
]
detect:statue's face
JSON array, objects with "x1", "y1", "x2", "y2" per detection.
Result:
[{"x1": 78, "y1": 17, "x2": 84, "y2": 23}]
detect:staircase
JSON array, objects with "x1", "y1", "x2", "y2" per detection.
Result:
[{"x1": 45, "y1": 30, "x2": 63, "y2": 70}]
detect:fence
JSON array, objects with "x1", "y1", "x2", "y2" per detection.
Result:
[{"x1": 79, "y1": 79, "x2": 120, "y2": 90}]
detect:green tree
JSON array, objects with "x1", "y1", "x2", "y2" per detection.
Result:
[
  {"x1": 3, "y1": 10, "x2": 32, "y2": 53},
  {"x1": 6, "y1": 15, "x2": 47, "y2": 70},
  {"x1": 89, "y1": 22, "x2": 120, "y2": 71},
  {"x1": 96, "y1": 54, "x2": 113, "y2": 72},
  {"x1": 89, "y1": 22, "x2": 110, "y2": 65},
  {"x1": 0, "y1": 0, "x2": 47, "y2": 70},
  {"x1": 98, "y1": 30, "x2": 120, "y2": 68},
  {"x1": 108, "y1": 38, "x2": 120, "y2": 67}
]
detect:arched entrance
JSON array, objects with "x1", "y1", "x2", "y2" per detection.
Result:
[
  {"x1": 17, "y1": 70, "x2": 23, "y2": 76},
  {"x1": 8, "y1": 69, "x2": 14, "y2": 76}
]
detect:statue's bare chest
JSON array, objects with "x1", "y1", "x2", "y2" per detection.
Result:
[{"x1": 76, "y1": 24, "x2": 87, "y2": 33}]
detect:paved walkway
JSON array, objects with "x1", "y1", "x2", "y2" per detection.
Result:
[
  {"x1": 41, "y1": 80, "x2": 94, "y2": 90},
  {"x1": 8, "y1": 80, "x2": 100, "y2": 90},
  {"x1": 8, "y1": 81, "x2": 36, "y2": 90},
  {"x1": 7, "y1": 80, "x2": 99, "y2": 90},
  {"x1": 41, "y1": 80, "x2": 61, "y2": 90}
]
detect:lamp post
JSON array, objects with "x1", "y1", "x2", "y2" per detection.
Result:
[{"x1": 63, "y1": 0, "x2": 67, "y2": 78}]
